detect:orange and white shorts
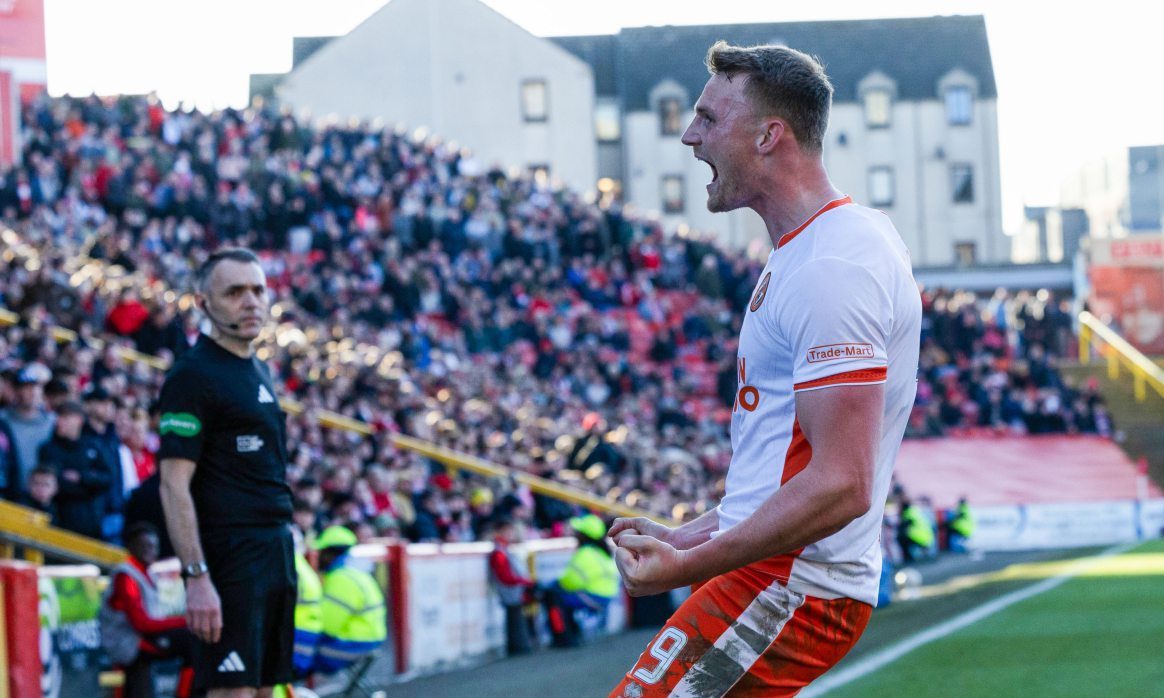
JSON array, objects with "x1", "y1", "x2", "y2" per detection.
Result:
[{"x1": 609, "y1": 562, "x2": 871, "y2": 698}]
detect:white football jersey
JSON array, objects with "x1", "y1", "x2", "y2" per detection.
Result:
[{"x1": 716, "y1": 196, "x2": 921, "y2": 606}]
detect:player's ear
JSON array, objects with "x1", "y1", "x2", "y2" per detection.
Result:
[{"x1": 756, "y1": 119, "x2": 784, "y2": 154}]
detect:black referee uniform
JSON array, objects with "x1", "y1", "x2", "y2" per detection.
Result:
[{"x1": 157, "y1": 334, "x2": 296, "y2": 690}]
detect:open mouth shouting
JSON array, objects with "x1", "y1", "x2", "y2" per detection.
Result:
[{"x1": 696, "y1": 153, "x2": 718, "y2": 189}]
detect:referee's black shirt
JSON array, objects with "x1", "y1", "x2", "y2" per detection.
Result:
[{"x1": 157, "y1": 334, "x2": 292, "y2": 531}]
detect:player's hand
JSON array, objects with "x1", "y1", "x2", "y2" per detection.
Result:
[
  {"x1": 185, "y1": 575, "x2": 223, "y2": 643},
  {"x1": 608, "y1": 517, "x2": 674, "y2": 547},
  {"x1": 614, "y1": 533, "x2": 688, "y2": 597}
]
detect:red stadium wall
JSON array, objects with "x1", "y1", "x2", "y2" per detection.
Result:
[{"x1": 895, "y1": 434, "x2": 1161, "y2": 509}]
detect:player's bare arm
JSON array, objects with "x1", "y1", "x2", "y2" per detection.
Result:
[
  {"x1": 160, "y1": 456, "x2": 223, "y2": 643},
  {"x1": 615, "y1": 383, "x2": 883, "y2": 596}
]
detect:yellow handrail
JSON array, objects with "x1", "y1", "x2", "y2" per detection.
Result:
[
  {"x1": 0, "y1": 501, "x2": 127, "y2": 569},
  {"x1": 1, "y1": 307, "x2": 676, "y2": 526},
  {"x1": 391, "y1": 434, "x2": 672, "y2": 522},
  {"x1": 0, "y1": 309, "x2": 170, "y2": 372},
  {"x1": 1078, "y1": 311, "x2": 1164, "y2": 403},
  {"x1": 278, "y1": 401, "x2": 674, "y2": 524}
]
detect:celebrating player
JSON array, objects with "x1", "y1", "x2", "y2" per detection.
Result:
[{"x1": 609, "y1": 42, "x2": 922, "y2": 697}]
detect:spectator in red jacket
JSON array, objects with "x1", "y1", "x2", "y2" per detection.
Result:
[
  {"x1": 105, "y1": 288, "x2": 151, "y2": 337},
  {"x1": 488, "y1": 517, "x2": 535, "y2": 655},
  {"x1": 100, "y1": 522, "x2": 193, "y2": 697}
]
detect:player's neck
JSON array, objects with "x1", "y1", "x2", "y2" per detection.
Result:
[
  {"x1": 754, "y1": 160, "x2": 842, "y2": 248},
  {"x1": 207, "y1": 329, "x2": 255, "y2": 359}
]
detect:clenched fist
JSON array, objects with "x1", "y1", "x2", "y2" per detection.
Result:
[{"x1": 613, "y1": 533, "x2": 690, "y2": 597}]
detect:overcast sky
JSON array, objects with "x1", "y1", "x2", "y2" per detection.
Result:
[{"x1": 42, "y1": 0, "x2": 1164, "y2": 233}]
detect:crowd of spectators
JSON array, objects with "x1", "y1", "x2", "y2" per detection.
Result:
[
  {"x1": 0, "y1": 93, "x2": 1112, "y2": 548},
  {"x1": 909, "y1": 289, "x2": 1114, "y2": 439}
]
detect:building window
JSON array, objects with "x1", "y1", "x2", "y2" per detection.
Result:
[
  {"x1": 595, "y1": 101, "x2": 621, "y2": 142},
  {"x1": 954, "y1": 242, "x2": 977, "y2": 266},
  {"x1": 596, "y1": 177, "x2": 622, "y2": 207},
  {"x1": 661, "y1": 175, "x2": 685, "y2": 213},
  {"x1": 950, "y1": 164, "x2": 974, "y2": 204},
  {"x1": 863, "y1": 89, "x2": 891, "y2": 128},
  {"x1": 521, "y1": 79, "x2": 548, "y2": 122},
  {"x1": 868, "y1": 167, "x2": 895, "y2": 208},
  {"x1": 659, "y1": 96, "x2": 684, "y2": 136},
  {"x1": 528, "y1": 164, "x2": 550, "y2": 187},
  {"x1": 945, "y1": 86, "x2": 972, "y2": 126}
]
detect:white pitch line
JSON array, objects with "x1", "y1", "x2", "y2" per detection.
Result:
[{"x1": 800, "y1": 542, "x2": 1138, "y2": 697}]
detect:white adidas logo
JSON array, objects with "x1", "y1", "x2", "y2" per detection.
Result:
[
  {"x1": 218, "y1": 651, "x2": 246, "y2": 673},
  {"x1": 257, "y1": 385, "x2": 275, "y2": 404}
]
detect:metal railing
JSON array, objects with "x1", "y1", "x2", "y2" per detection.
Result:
[
  {"x1": 1078, "y1": 310, "x2": 1164, "y2": 403},
  {"x1": 0, "y1": 500, "x2": 126, "y2": 569}
]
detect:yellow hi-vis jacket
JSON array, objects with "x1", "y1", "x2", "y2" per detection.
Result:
[
  {"x1": 903, "y1": 505, "x2": 936, "y2": 548},
  {"x1": 559, "y1": 544, "x2": 619, "y2": 599},
  {"x1": 314, "y1": 557, "x2": 388, "y2": 673},
  {"x1": 292, "y1": 553, "x2": 323, "y2": 675},
  {"x1": 949, "y1": 503, "x2": 975, "y2": 538}
]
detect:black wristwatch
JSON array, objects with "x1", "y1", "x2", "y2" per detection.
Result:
[{"x1": 182, "y1": 561, "x2": 209, "y2": 580}]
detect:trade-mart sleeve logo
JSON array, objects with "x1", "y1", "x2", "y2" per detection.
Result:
[
  {"x1": 806, "y1": 343, "x2": 874, "y2": 363},
  {"x1": 160, "y1": 413, "x2": 202, "y2": 437}
]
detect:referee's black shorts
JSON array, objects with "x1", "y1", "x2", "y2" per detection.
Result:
[{"x1": 193, "y1": 525, "x2": 297, "y2": 691}]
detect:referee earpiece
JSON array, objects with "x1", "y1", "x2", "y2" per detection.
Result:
[{"x1": 200, "y1": 297, "x2": 241, "y2": 331}]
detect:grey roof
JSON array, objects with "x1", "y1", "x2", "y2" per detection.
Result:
[
  {"x1": 550, "y1": 34, "x2": 619, "y2": 97},
  {"x1": 293, "y1": 36, "x2": 338, "y2": 69},
  {"x1": 249, "y1": 74, "x2": 285, "y2": 100},
  {"x1": 551, "y1": 16, "x2": 996, "y2": 110},
  {"x1": 249, "y1": 37, "x2": 336, "y2": 100}
]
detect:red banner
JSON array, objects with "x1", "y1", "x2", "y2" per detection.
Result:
[
  {"x1": 1090, "y1": 265, "x2": 1164, "y2": 354},
  {"x1": 0, "y1": 561, "x2": 41, "y2": 698}
]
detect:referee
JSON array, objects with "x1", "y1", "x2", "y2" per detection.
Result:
[{"x1": 159, "y1": 248, "x2": 295, "y2": 697}]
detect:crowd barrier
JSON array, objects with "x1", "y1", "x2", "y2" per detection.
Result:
[
  {"x1": 1079, "y1": 309, "x2": 1164, "y2": 404},
  {"x1": 6, "y1": 516, "x2": 1163, "y2": 695},
  {"x1": 969, "y1": 498, "x2": 1164, "y2": 551},
  {"x1": 357, "y1": 536, "x2": 626, "y2": 681},
  {"x1": 2, "y1": 536, "x2": 624, "y2": 696}
]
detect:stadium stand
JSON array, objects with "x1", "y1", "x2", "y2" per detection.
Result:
[{"x1": 0, "y1": 93, "x2": 1122, "y2": 548}]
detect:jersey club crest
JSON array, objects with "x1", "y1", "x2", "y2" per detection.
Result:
[{"x1": 750, "y1": 271, "x2": 772, "y2": 312}]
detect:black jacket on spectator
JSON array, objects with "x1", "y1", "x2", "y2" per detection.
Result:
[
  {"x1": 132, "y1": 317, "x2": 189, "y2": 358},
  {"x1": 18, "y1": 492, "x2": 56, "y2": 523},
  {"x1": 83, "y1": 423, "x2": 124, "y2": 517},
  {"x1": 533, "y1": 493, "x2": 574, "y2": 532},
  {"x1": 124, "y1": 472, "x2": 174, "y2": 559},
  {"x1": 409, "y1": 510, "x2": 442, "y2": 542},
  {"x1": 39, "y1": 435, "x2": 112, "y2": 539},
  {"x1": 0, "y1": 418, "x2": 18, "y2": 499}
]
